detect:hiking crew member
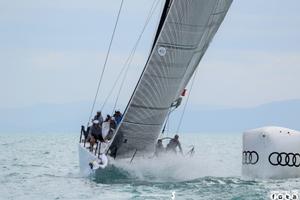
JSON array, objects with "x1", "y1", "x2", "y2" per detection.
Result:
[
  {"x1": 166, "y1": 134, "x2": 183, "y2": 154},
  {"x1": 93, "y1": 111, "x2": 103, "y2": 125},
  {"x1": 113, "y1": 110, "x2": 123, "y2": 125},
  {"x1": 155, "y1": 139, "x2": 165, "y2": 156},
  {"x1": 87, "y1": 120, "x2": 104, "y2": 151},
  {"x1": 110, "y1": 117, "x2": 117, "y2": 130}
]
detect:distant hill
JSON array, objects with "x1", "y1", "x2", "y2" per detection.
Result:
[
  {"x1": 0, "y1": 101, "x2": 92, "y2": 134},
  {"x1": 179, "y1": 99, "x2": 300, "y2": 133},
  {"x1": 0, "y1": 99, "x2": 299, "y2": 134}
]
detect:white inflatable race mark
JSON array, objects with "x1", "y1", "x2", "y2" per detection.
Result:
[{"x1": 242, "y1": 126, "x2": 300, "y2": 179}]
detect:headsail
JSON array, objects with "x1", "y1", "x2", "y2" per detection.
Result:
[{"x1": 109, "y1": 0, "x2": 233, "y2": 158}]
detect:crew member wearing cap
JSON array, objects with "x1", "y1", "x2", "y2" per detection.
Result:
[
  {"x1": 166, "y1": 134, "x2": 183, "y2": 154},
  {"x1": 87, "y1": 120, "x2": 104, "y2": 151},
  {"x1": 93, "y1": 111, "x2": 103, "y2": 125}
]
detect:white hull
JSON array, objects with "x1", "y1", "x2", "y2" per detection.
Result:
[{"x1": 78, "y1": 144, "x2": 108, "y2": 176}]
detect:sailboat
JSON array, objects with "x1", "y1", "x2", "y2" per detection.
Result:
[{"x1": 78, "y1": 0, "x2": 233, "y2": 176}]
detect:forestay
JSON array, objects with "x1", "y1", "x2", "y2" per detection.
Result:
[{"x1": 109, "y1": 0, "x2": 233, "y2": 158}]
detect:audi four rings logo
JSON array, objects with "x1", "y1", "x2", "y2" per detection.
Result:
[
  {"x1": 242, "y1": 151, "x2": 259, "y2": 165},
  {"x1": 268, "y1": 152, "x2": 300, "y2": 167}
]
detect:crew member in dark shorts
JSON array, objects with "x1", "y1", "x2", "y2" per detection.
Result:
[
  {"x1": 87, "y1": 120, "x2": 104, "y2": 151},
  {"x1": 166, "y1": 134, "x2": 183, "y2": 154}
]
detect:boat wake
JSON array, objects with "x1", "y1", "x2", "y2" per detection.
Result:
[
  {"x1": 94, "y1": 164, "x2": 133, "y2": 184},
  {"x1": 93, "y1": 152, "x2": 240, "y2": 184}
]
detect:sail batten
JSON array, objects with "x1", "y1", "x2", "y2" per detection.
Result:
[{"x1": 109, "y1": 0, "x2": 233, "y2": 158}]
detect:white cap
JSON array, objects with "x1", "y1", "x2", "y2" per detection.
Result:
[{"x1": 93, "y1": 120, "x2": 99, "y2": 124}]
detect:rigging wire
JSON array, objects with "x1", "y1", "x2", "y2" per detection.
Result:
[
  {"x1": 97, "y1": 0, "x2": 160, "y2": 113},
  {"x1": 87, "y1": 0, "x2": 124, "y2": 124},
  {"x1": 111, "y1": 48, "x2": 135, "y2": 113},
  {"x1": 161, "y1": 107, "x2": 175, "y2": 135},
  {"x1": 111, "y1": 0, "x2": 161, "y2": 113},
  {"x1": 95, "y1": 0, "x2": 159, "y2": 112},
  {"x1": 176, "y1": 69, "x2": 199, "y2": 133},
  {"x1": 104, "y1": 0, "x2": 164, "y2": 155}
]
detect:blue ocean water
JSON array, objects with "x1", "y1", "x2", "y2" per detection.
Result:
[{"x1": 1, "y1": 133, "x2": 299, "y2": 200}]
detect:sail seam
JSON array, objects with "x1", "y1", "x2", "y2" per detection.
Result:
[
  {"x1": 144, "y1": 73, "x2": 183, "y2": 80},
  {"x1": 130, "y1": 104, "x2": 169, "y2": 110},
  {"x1": 167, "y1": 21, "x2": 207, "y2": 28},
  {"x1": 122, "y1": 121, "x2": 163, "y2": 126},
  {"x1": 158, "y1": 43, "x2": 198, "y2": 50}
]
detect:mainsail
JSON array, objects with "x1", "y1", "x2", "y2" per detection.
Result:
[{"x1": 109, "y1": 0, "x2": 233, "y2": 158}]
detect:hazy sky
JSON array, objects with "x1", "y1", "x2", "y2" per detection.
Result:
[{"x1": 1, "y1": 0, "x2": 299, "y2": 111}]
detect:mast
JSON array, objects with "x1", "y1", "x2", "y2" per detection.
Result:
[
  {"x1": 108, "y1": 0, "x2": 175, "y2": 158},
  {"x1": 151, "y1": 0, "x2": 173, "y2": 51},
  {"x1": 109, "y1": 0, "x2": 233, "y2": 159}
]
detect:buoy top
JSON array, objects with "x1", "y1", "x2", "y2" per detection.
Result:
[{"x1": 244, "y1": 126, "x2": 300, "y2": 136}]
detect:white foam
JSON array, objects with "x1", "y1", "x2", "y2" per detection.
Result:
[{"x1": 110, "y1": 134, "x2": 241, "y2": 182}]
